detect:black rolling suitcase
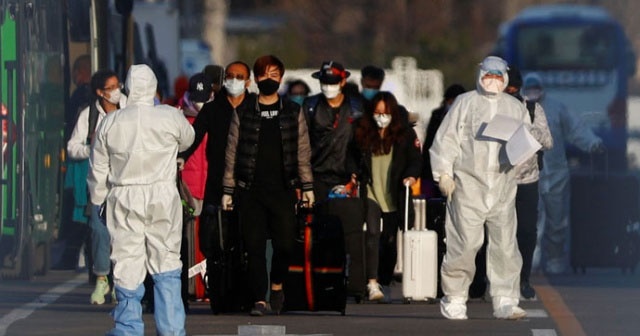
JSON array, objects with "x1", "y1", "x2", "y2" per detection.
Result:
[
  {"x1": 426, "y1": 198, "x2": 447, "y2": 298},
  {"x1": 570, "y1": 160, "x2": 640, "y2": 274},
  {"x1": 319, "y1": 197, "x2": 367, "y2": 302},
  {"x1": 283, "y1": 205, "x2": 347, "y2": 315},
  {"x1": 202, "y1": 205, "x2": 252, "y2": 314}
]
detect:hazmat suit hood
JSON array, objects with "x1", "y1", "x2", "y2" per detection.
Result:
[
  {"x1": 476, "y1": 56, "x2": 509, "y2": 97},
  {"x1": 521, "y1": 73, "x2": 545, "y2": 102},
  {"x1": 125, "y1": 64, "x2": 157, "y2": 106}
]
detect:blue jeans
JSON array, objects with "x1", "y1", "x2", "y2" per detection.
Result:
[
  {"x1": 90, "y1": 204, "x2": 111, "y2": 276},
  {"x1": 107, "y1": 268, "x2": 185, "y2": 336}
]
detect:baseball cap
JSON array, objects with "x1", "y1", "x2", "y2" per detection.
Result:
[
  {"x1": 188, "y1": 72, "x2": 213, "y2": 102},
  {"x1": 479, "y1": 56, "x2": 508, "y2": 76},
  {"x1": 311, "y1": 61, "x2": 350, "y2": 84}
]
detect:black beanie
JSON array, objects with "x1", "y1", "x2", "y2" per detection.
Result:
[{"x1": 507, "y1": 65, "x2": 522, "y2": 89}]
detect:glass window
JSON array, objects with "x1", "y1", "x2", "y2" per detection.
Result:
[{"x1": 516, "y1": 24, "x2": 616, "y2": 70}]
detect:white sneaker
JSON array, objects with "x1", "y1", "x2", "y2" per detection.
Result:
[
  {"x1": 367, "y1": 282, "x2": 384, "y2": 301},
  {"x1": 90, "y1": 278, "x2": 110, "y2": 305},
  {"x1": 440, "y1": 296, "x2": 468, "y2": 320},
  {"x1": 494, "y1": 305, "x2": 527, "y2": 320}
]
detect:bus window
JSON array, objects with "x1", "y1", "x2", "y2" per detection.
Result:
[{"x1": 517, "y1": 25, "x2": 616, "y2": 70}]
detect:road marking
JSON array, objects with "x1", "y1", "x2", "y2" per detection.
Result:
[
  {"x1": 525, "y1": 309, "x2": 549, "y2": 318},
  {"x1": 0, "y1": 273, "x2": 85, "y2": 336},
  {"x1": 532, "y1": 329, "x2": 558, "y2": 336},
  {"x1": 536, "y1": 280, "x2": 587, "y2": 336}
]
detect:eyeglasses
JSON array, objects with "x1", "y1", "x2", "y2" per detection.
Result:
[
  {"x1": 103, "y1": 83, "x2": 123, "y2": 91},
  {"x1": 225, "y1": 73, "x2": 247, "y2": 80}
]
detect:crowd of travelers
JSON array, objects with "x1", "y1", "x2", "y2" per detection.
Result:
[{"x1": 59, "y1": 53, "x2": 603, "y2": 334}]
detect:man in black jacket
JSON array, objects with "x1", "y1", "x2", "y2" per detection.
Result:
[
  {"x1": 178, "y1": 61, "x2": 255, "y2": 278},
  {"x1": 222, "y1": 55, "x2": 314, "y2": 316},
  {"x1": 304, "y1": 61, "x2": 361, "y2": 200},
  {"x1": 179, "y1": 61, "x2": 254, "y2": 209}
]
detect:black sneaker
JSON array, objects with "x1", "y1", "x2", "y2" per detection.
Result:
[
  {"x1": 269, "y1": 290, "x2": 285, "y2": 315},
  {"x1": 250, "y1": 302, "x2": 268, "y2": 316},
  {"x1": 520, "y1": 281, "x2": 537, "y2": 300}
]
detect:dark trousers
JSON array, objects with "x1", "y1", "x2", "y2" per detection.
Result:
[
  {"x1": 516, "y1": 181, "x2": 539, "y2": 283},
  {"x1": 237, "y1": 187, "x2": 296, "y2": 302},
  {"x1": 364, "y1": 199, "x2": 382, "y2": 280},
  {"x1": 378, "y1": 211, "x2": 400, "y2": 286}
]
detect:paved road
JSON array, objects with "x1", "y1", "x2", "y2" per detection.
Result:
[{"x1": 1, "y1": 267, "x2": 638, "y2": 335}]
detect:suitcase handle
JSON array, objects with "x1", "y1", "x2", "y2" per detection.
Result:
[
  {"x1": 404, "y1": 184, "x2": 410, "y2": 232},
  {"x1": 217, "y1": 208, "x2": 224, "y2": 250},
  {"x1": 589, "y1": 150, "x2": 609, "y2": 179}
]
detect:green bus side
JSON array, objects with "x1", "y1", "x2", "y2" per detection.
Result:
[{"x1": 1, "y1": 0, "x2": 66, "y2": 279}]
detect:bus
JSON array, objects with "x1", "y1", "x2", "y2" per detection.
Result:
[
  {"x1": 0, "y1": 0, "x2": 137, "y2": 279},
  {"x1": 1, "y1": 0, "x2": 69, "y2": 279},
  {"x1": 492, "y1": 4, "x2": 636, "y2": 171}
]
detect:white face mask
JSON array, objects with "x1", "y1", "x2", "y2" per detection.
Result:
[
  {"x1": 524, "y1": 88, "x2": 543, "y2": 102},
  {"x1": 481, "y1": 77, "x2": 503, "y2": 94},
  {"x1": 106, "y1": 88, "x2": 121, "y2": 105},
  {"x1": 224, "y1": 78, "x2": 246, "y2": 97},
  {"x1": 321, "y1": 84, "x2": 341, "y2": 99},
  {"x1": 374, "y1": 114, "x2": 392, "y2": 128},
  {"x1": 194, "y1": 102, "x2": 204, "y2": 111}
]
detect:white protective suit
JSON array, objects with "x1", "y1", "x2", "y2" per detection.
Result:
[
  {"x1": 429, "y1": 57, "x2": 530, "y2": 316},
  {"x1": 88, "y1": 65, "x2": 195, "y2": 290},
  {"x1": 522, "y1": 74, "x2": 602, "y2": 274}
]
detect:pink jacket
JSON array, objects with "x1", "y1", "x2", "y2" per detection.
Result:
[{"x1": 181, "y1": 107, "x2": 207, "y2": 200}]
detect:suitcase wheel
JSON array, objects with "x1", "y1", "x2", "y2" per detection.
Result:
[
  {"x1": 403, "y1": 298, "x2": 412, "y2": 304},
  {"x1": 341, "y1": 309, "x2": 346, "y2": 316}
]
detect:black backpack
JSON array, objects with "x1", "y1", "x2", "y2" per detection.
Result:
[{"x1": 86, "y1": 101, "x2": 100, "y2": 144}]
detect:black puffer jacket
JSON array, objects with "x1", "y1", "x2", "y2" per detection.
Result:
[{"x1": 223, "y1": 97, "x2": 313, "y2": 194}]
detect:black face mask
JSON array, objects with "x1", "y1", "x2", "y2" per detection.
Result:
[{"x1": 257, "y1": 78, "x2": 280, "y2": 96}]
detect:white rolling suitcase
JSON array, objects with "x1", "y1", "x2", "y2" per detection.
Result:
[
  {"x1": 401, "y1": 185, "x2": 438, "y2": 302},
  {"x1": 393, "y1": 193, "x2": 427, "y2": 276}
]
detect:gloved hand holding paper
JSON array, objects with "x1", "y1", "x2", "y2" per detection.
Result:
[{"x1": 482, "y1": 114, "x2": 542, "y2": 166}]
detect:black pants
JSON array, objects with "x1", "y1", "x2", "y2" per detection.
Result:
[
  {"x1": 516, "y1": 181, "x2": 539, "y2": 283},
  {"x1": 364, "y1": 199, "x2": 383, "y2": 280},
  {"x1": 237, "y1": 187, "x2": 296, "y2": 302},
  {"x1": 377, "y1": 211, "x2": 400, "y2": 286}
]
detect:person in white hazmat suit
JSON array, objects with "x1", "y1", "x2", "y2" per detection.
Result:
[
  {"x1": 521, "y1": 73, "x2": 603, "y2": 275},
  {"x1": 88, "y1": 64, "x2": 195, "y2": 336},
  {"x1": 429, "y1": 56, "x2": 529, "y2": 320}
]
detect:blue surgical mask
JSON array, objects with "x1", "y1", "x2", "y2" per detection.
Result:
[
  {"x1": 290, "y1": 95, "x2": 305, "y2": 106},
  {"x1": 362, "y1": 88, "x2": 379, "y2": 101}
]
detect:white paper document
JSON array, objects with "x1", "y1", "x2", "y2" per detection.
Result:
[
  {"x1": 188, "y1": 259, "x2": 207, "y2": 279},
  {"x1": 482, "y1": 114, "x2": 542, "y2": 166}
]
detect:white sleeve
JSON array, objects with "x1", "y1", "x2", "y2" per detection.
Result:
[
  {"x1": 531, "y1": 102, "x2": 553, "y2": 150},
  {"x1": 429, "y1": 97, "x2": 464, "y2": 181},
  {"x1": 176, "y1": 110, "x2": 195, "y2": 152},
  {"x1": 66, "y1": 106, "x2": 91, "y2": 159},
  {"x1": 87, "y1": 117, "x2": 110, "y2": 205}
]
